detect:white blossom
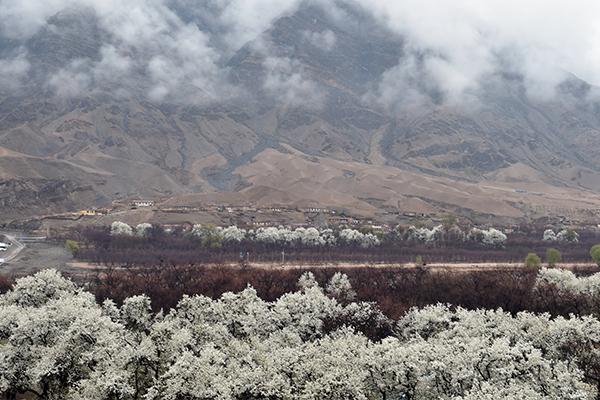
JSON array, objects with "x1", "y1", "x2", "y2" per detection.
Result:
[
  {"x1": 297, "y1": 271, "x2": 319, "y2": 291},
  {"x1": 481, "y1": 228, "x2": 507, "y2": 246},
  {"x1": 326, "y1": 272, "x2": 357, "y2": 302},
  {"x1": 339, "y1": 228, "x2": 380, "y2": 248},
  {"x1": 110, "y1": 221, "x2": 133, "y2": 236},
  {"x1": 468, "y1": 227, "x2": 507, "y2": 246},
  {"x1": 405, "y1": 225, "x2": 444, "y2": 243},
  {"x1": 557, "y1": 229, "x2": 579, "y2": 243},
  {"x1": 190, "y1": 224, "x2": 204, "y2": 237},
  {"x1": 296, "y1": 227, "x2": 326, "y2": 247},
  {"x1": 135, "y1": 223, "x2": 153, "y2": 237},
  {"x1": 219, "y1": 226, "x2": 247, "y2": 243},
  {"x1": 320, "y1": 228, "x2": 337, "y2": 246},
  {"x1": 536, "y1": 267, "x2": 600, "y2": 297},
  {"x1": 543, "y1": 229, "x2": 557, "y2": 241},
  {"x1": 2, "y1": 270, "x2": 599, "y2": 400}
]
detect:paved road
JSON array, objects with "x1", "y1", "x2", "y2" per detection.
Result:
[{"x1": 0, "y1": 233, "x2": 25, "y2": 265}]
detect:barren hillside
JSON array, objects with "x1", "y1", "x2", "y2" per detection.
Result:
[{"x1": 1, "y1": 2, "x2": 600, "y2": 221}]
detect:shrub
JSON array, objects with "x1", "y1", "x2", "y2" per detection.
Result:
[
  {"x1": 525, "y1": 252, "x2": 541, "y2": 268},
  {"x1": 65, "y1": 240, "x2": 79, "y2": 257},
  {"x1": 546, "y1": 248, "x2": 561, "y2": 267},
  {"x1": 591, "y1": 244, "x2": 600, "y2": 266}
]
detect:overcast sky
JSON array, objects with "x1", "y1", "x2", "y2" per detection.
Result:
[{"x1": 1, "y1": 0, "x2": 599, "y2": 106}]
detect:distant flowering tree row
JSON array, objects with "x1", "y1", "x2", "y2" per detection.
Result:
[
  {"x1": 542, "y1": 228, "x2": 580, "y2": 243},
  {"x1": 111, "y1": 222, "x2": 381, "y2": 248},
  {"x1": 110, "y1": 221, "x2": 590, "y2": 249},
  {"x1": 110, "y1": 221, "x2": 153, "y2": 238},
  {"x1": 192, "y1": 225, "x2": 381, "y2": 248},
  {"x1": 109, "y1": 221, "x2": 518, "y2": 248},
  {"x1": 398, "y1": 225, "x2": 508, "y2": 247}
]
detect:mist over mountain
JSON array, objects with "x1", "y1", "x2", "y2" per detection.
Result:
[{"x1": 2, "y1": 0, "x2": 600, "y2": 220}]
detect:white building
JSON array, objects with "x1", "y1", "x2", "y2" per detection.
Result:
[{"x1": 130, "y1": 200, "x2": 155, "y2": 208}]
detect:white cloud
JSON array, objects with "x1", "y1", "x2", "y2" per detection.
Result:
[
  {"x1": 263, "y1": 56, "x2": 325, "y2": 108},
  {"x1": 48, "y1": 59, "x2": 92, "y2": 98},
  {"x1": 2, "y1": 0, "x2": 600, "y2": 107},
  {"x1": 360, "y1": 0, "x2": 600, "y2": 104},
  {"x1": 0, "y1": 51, "x2": 30, "y2": 91},
  {"x1": 215, "y1": 0, "x2": 300, "y2": 51},
  {"x1": 303, "y1": 29, "x2": 336, "y2": 51},
  {"x1": 0, "y1": 0, "x2": 76, "y2": 39}
]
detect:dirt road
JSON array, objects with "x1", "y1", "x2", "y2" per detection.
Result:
[
  {"x1": 65, "y1": 260, "x2": 600, "y2": 273},
  {"x1": 0, "y1": 237, "x2": 72, "y2": 277},
  {"x1": 0, "y1": 233, "x2": 25, "y2": 264}
]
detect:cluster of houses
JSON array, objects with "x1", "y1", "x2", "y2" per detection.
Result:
[{"x1": 39, "y1": 195, "x2": 598, "y2": 238}]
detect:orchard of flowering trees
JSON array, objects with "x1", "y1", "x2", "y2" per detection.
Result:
[
  {"x1": 0, "y1": 270, "x2": 600, "y2": 400},
  {"x1": 105, "y1": 221, "x2": 592, "y2": 254},
  {"x1": 3, "y1": 269, "x2": 600, "y2": 399},
  {"x1": 72, "y1": 221, "x2": 600, "y2": 267}
]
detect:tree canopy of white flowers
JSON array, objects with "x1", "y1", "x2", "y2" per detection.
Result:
[
  {"x1": 399, "y1": 224, "x2": 506, "y2": 246},
  {"x1": 253, "y1": 226, "x2": 353, "y2": 247},
  {"x1": 467, "y1": 227, "x2": 507, "y2": 247},
  {"x1": 326, "y1": 272, "x2": 357, "y2": 303},
  {"x1": 191, "y1": 224, "x2": 248, "y2": 243},
  {"x1": 241, "y1": 226, "x2": 362, "y2": 247},
  {"x1": 542, "y1": 228, "x2": 579, "y2": 243},
  {"x1": 185, "y1": 224, "x2": 353, "y2": 248},
  {"x1": 536, "y1": 267, "x2": 600, "y2": 297},
  {"x1": 218, "y1": 226, "x2": 247, "y2": 243},
  {"x1": 543, "y1": 228, "x2": 557, "y2": 241},
  {"x1": 2, "y1": 269, "x2": 600, "y2": 400},
  {"x1": 135, "y1": 223, "x2": 153, "y2": 238},
  {"x1": 404, "y1": 225, "x2": 445, "y2": 243},
  {"x1": 557, "y1": 229, "x2": 580, "y2": 243},
  {"x1": 110, "y1": 221, "x2": 133, "y2": 236},
  {"x1": 338, "y1": 228, "x2": 380, "y2": 248},
  {"x1": 190, "y1": 224, "x2": 224, "y2": 248}
]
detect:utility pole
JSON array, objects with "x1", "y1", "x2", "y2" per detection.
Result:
[{"x1": 281, "y1": 249, "x2": 285, "y2": 264}]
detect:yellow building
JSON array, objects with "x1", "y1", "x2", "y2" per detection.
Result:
[{"x1": 78, "y1": 209, "x2": 99, "y2": 216}]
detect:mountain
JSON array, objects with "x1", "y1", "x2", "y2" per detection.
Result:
[{"x1": 2, "y1": 2, "x2": 600, "y2": 222}]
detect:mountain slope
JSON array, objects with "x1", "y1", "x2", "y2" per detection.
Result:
[{"x1": 1, "y1": 2, "x2": 600, "y2": 221}]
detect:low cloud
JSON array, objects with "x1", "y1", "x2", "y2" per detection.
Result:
[
  {"x1": 263, "y1": 56, "x2": 325, "y2": 108},
  {"x1": 1, "y1": 0, "x2": 600, "y2": 108},
  {"x1": 0, "y1": 50, "x2": 30, "y2": 92},
  {"x1": 303, "y1": 29, "x2": 336, "y2": 51},
  {"x1": 48, "y1": 59, "x2": 93, "y2": 98},
  {"x1": 361, "y1": 0, "x2": 600, "y2": 106}
]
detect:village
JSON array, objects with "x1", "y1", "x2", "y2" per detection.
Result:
[{"x1": 20, "y1": 194, "x2": 600, "y2": 240}]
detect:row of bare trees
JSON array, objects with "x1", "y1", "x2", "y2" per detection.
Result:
[{"x1": 69, "y1": 264, "x2": 597, "y2": 320}]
